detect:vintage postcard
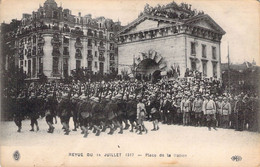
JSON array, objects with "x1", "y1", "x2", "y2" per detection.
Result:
[{"x1": 0, "y1": 0, "x2": 259, "y2": 166}]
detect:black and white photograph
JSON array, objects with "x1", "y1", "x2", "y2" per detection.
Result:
[{"x1": 0, "y1": 0, "x2": 259, "y2": 166}]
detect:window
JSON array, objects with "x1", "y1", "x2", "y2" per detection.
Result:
[
  {"x1": 63, "y1": 58, "x2": 68, "y2": 77},
  {"x1": 20, "y1": 61, "x2": 23, "y2": 68},
  {"x1": 99, "y1": 62, "x2": 104, "y2": 74},
  {"x1": 212, "y1": 46, "x2": 216, "y2": 59},
  {"x1": 110, "y1": 53, "x2": 114, "y2": 60},
  {"x1": 53, "y1": 11, "x2": 58, "y2": 19},
  {"x1": 32, "y1": 46, "x2": 36, "y2": 55},
  {"x1": 63, "y1": 47, "x2": 69, "y2": 55},
  {"x1": 95, "y1": 61, "x2": 97, "y2": 68},
  {"x1": 95, "y1": 51, "x2": 97, "y2": 57},
  {"x1": 88, "y1": 61, "x2": 92, "y2": 70},
  {"x1": 32, "y1": 58, "x2": 36, "y2": 77},
  {"x1": 63, "y1": 36, "x2": 69, "y2": 44},
  {"x1": 25, "y1": 60, "x2": 27, "y2": 67},
  {"x1": 202, "y1": 61, "x2": 207, "y2": 76},
  {"x1": 191, "y1": 61, "x2": 196, "y2": 71},
  {"x1": 191, "y1": 42, "x2": 196, "y2": 55},
  {"x1": 76, "y1": 37, "x2": 81, "y2": 43},
  {"x1": 99, "y1": 41, "x2": 104, "y2": 47},
  {"x1": 94, "y1": 40, "x2": 97, "y2": 46},
  {"x1": 213, "y1": 62, "x2": 217, "y2": 77},
  {"x1": 88, "y1": 50, "x2": 92, "y2": 55},
  {"x1": 39, "y1": 58, "x2": 43, "y2": 74},
  {"x1": 88, "y1": 39, "x2": 92, "y2": 46},
  {"x1": 53, "y1": 57, "x2": 59, "y2": 74},
  {"x1": 76, "y1": 60, "x2": 81, "y2": 70},
  {"x1": 202, "y1": 44, "x2": 207, "y2": 58},
  {"x1": 33, "y1": 35, "x2": 36, "y2": 43}
]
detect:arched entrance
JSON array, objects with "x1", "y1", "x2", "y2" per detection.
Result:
[
  {"x1": 135, "y1": 59, "x2": 163, "y2": 82},
  {"x1": 134, "y1": 50, "x2": 167, "y2": 82},
  {"x1": 152, "y1": 70, "x2": 162, "y2": 83}
]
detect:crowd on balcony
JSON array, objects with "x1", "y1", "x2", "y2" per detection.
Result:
[{"x1": 138, "y1": 2, "x2": 205, "y2": 20}]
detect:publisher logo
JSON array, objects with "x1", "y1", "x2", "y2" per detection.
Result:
[
  {"x1": 13, "y1": 150, "x2": 20, "y2": 161},
  {"x1": 231, "y1": 155, "x2": 242, "y2": 162}
]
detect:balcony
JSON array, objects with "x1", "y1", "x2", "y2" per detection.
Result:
[
  {"x1": 52, "y1": 49, "x2": 60, "y2": 56},
  {"x1": 87, "y1": 45, "x2": 92, "y2": 49},
  {"x1": 63, "y1": 51, "x2": 69, "y2": 56},
  {"x1": 98, "y1": 46, "x2": 106, "y2": 51},
  {"x1": 99, "y1": 56, "x2": 105, "y2": 62},
  {"x1": 38, "y1": 38, "x2": 45, "y2": 45},
  {"x1": 87, "y1": 32, "x2": 93, "y2": 37},
  {"x1": 75, "y1": 52, "x2": 82, "y2": 59},
  {"x1": 27, "y1": 42, "x2": 32, "y2": 48},
  {"x1": 74, "y1": 42, "x2": 83, "y2": 49},
  {"x1": 71, "y1": 29, "x2": 84, "y2": 36},
  {"x1": 51, "y1": 39, "x2": 61, "y2": 46},
  {"x1": 38, "y1": 48, "x2": 44, "y2": 56},
  {"x1": 87, "y1": 54, "x2": 93, "y2": 61}
]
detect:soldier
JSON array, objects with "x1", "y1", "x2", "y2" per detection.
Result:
[
  {"x1": 220, "y1": 97, "x2": 231, "y2": 128},
  {"x1": 234, "y1": 95, "x2": 244, "y2": 131},
  {"x1": 215, "y1": 96, "x2": 223, "y2": 127},
  {"x1": 91, "y1": 97, "x2": 103, "y2": 136},
  {"x1": 58, "y1": 93, "x2": 72, "y2": 135},
  {"x1": 44, "y1": 94, "x2": 57, "y2": 133},
  {"x1": 182, "y1": 95, "x2": 191, "y2": 126},
  {"x1": 104, "y1": 95, "x2": 118, "y2": 135},
  {"x1": 14, "y1": 92, "x2": 26, "y2": 132},
  {"x1": 120, "y1": 95, "x2": 130, "y2": 130},
  {"x1": 78, "y1": 95, "x2": 91, "y2": 138},
  {"x1": 204, "y1": 95, "x2": 217, "y2": 131},
  {"x1": 126, "y1": 94, "x2": 138, "y2": 132},
  {"x1": 174, "y1": 95, "x2": 182, "y2": 125},
  {"x1": 136, "y1": 98, "x2": 148, "y2": 135},
  {"x1": 192, "y1": 94, "x2": 203, "y2": 126},
  {"x1": 150, "y1": 94, "x2": 160, "y2": 131},
  {"x1": 71, "y1": 94, "x2": 80, "y2": 131},
  {"x1": 28, "y1": 92, "x2": 40, "y2": 132},
  {"x1": 202, "y1": 94, "x2": 209, "y2": 126}
]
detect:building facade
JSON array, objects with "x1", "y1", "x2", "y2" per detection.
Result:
[
  {"x1": 117, "y1": 2, "x2": 225, "y2": 80},
  {"x1": 3, "y1": 0, "x2": 121, "y2": 80}
]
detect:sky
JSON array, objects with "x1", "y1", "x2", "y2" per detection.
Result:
[{"x1": 0, "y1": 0, "x2": 259, "y2": 65}]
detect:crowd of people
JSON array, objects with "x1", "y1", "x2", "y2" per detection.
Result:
[{"x1": 3, "y1": 76, "x2": 259, "y2": 137}]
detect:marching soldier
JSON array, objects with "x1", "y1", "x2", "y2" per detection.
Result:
[
  {"x1": 28, "y1": 92, "x2": 40, "y2": 132},
  {"x1": 126, "y1": 94, "x2": 137, "y2": 132},
  {"x1": 44, "y1": 94, "x2": 57, "y2": 133},
  {"x1": 14, "y1": 92, "x2": 26, "y2": 132},
  {"x1": 58, "y1": 93, "x2": 72, "y2": 135},
  {"x1": 150, "y1": 94, "x2": 160, "y2": 131}
]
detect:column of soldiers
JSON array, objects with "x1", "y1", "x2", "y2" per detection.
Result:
[{"x1": 9, "y1": 78, "x2": 259, "y2": 137}]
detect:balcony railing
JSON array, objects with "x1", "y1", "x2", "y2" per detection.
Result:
[
  {"x1": 27, "y1": 42, "x2": 32, "y2": 47},
  {"x1": 38, "y1": 38, "x2": 45, "y2": 45},
  {"x1": 74, "y1": 42, "x2": 83, "y2": 48},
  {"x1": 63, "y1": 51, "x2": 69, "y2": 56},
  {"x1": 52, "y1": 49, "x2": 60, "y2": 56},
  {"x1": 98, "y1": 46, "x2": 106, "y2": 51},
  {"x1": 87, "y1": 32, "x2": 93, "y2": 36},
  {"x1": 87, "y1": 54, "x2": 93, "y2": 61},
  {"x1": 51, "y1": 39, "x2": 61, "y2": 46},
  {"x1": 87, "y1": 45, "x2": 92, "y2": 49},
  {"x1": 75, "y1": 52, "x2": 82, "y2": 59},
  {"x1": 99, "y1": 56, "x2": 105, "y2": 62}
]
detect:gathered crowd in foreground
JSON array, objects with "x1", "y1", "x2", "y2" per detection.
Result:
[{"x1": 3, "y1": 76, "x2": 259, "y2": 137}]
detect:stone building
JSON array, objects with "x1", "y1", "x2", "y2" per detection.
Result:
[
  {"x1": 117, "y1": 2, "x2": 225, "y2": 81},
  {"x1": 3, "y1": 0, "x2": 121, "y2": 80}
]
